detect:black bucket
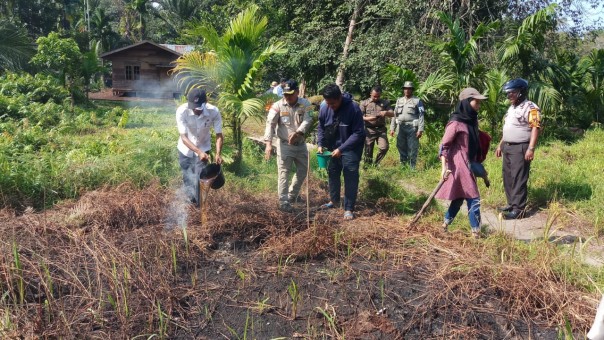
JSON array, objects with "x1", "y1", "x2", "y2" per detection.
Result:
[{"x1": 199, "y1": 163, "x2": 225, "y2": 190}]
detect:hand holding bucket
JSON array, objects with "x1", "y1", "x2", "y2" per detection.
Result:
[{"x1": 316, "y1": 150, "x2": 332, "y2": 169}]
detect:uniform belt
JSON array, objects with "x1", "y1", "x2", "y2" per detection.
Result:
[
  {"x1": 280, "y1": 139, "x2": 304, "y2": 146},
  {"x1": 504, "y1": 141, "x2": 528, "y2": 145}
]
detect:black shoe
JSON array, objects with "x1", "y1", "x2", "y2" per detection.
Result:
[
  {"x1": 288, "y1": 195, "x2": 305, "y2": 204},
  {"x1": 497, "y1": 205, "x2": 513, "y2": 212},
  {"x1": 503, "y1": 210, "x2": 524, "y2": 220}
]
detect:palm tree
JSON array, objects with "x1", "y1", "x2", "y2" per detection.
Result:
[
  {"x1": 579, "y1": 49, "x2": 604, "y2": 123},
  {"x1": 381, "y1": 64, "x2": 454, "y2": 105},
  {"x1": 0, "y1": 19, "x2": 35, "y2": 71},
  {"x1": 430, "y1": 11, "x2": 498, "y2": 96},
  {"x1": 172, "y1": 5, "x2": 286, "y2": 166},
  {"x1": 90, "y1": 8, "x2": 114, "y2": 52},
  {"x1": 481, "y1": 69, "x2": 508, "y2": 136},
  {"x1": 151, "y1": 0, "x2": 200, "y2": 36},
  {"x1": 81, "y1": 41, "x2": 107, "y2": 99},
  {"x1": 498, "y1": 4, "x2": 564, "y2": 119}
]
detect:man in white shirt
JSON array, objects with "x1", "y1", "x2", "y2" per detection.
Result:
[{"x1": 176, "y1": 88, "x2": 223, "y2": 206}]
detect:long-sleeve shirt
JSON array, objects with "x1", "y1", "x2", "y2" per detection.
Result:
[{"x1": 317, "y1": 96, "x2": 365, "y2": 153}]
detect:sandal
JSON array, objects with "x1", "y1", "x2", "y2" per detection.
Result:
[
  {"x1": 320, "y1": 202, "x2": 335, "y2": 210},
  {"x1": 343, "y1": 211, "x2": 354, "y2": 220}
]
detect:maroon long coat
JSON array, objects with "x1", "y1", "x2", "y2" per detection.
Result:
[{"x1": 435, "y1": 121, "x2": 480, "y2": 200}]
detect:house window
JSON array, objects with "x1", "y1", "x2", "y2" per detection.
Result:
[{"x1": 125, "y1": 65, "x2": 140, "y2": 80}]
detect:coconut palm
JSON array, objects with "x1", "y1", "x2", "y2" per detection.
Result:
[
  {"x1": 151, "y1": 0, "x2": 200, "y2": 36},
  {"x1": 172, "y1": 5, "x2": 286, "y2": 166},
  {"x1": 0, "y1": 19, "x2": 34, "y2": 71}
]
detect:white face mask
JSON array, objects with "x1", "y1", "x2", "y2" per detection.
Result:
[{"x1": 193, "y1": 103, "x2": 206, "y2": 117}]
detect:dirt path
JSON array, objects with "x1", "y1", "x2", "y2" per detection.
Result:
[{"x1": 400, "y1": 180, "x2": 604, "y2": 267}]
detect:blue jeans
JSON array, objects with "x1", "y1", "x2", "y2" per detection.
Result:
[
  {"x1": 327, "y1": 149, "x2": 361, "y2": 211},
  {"x1": 444, "y1": 197, "x2": 481, "y2": 231}
]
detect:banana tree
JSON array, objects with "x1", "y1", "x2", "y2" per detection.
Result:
[{"x1": 172, "y1": 5, "x2": 286, "y2": 166}]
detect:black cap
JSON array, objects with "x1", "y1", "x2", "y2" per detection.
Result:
[
  {"x1": 283, "y1": 80, "x2": 298, "y2": 95},
  {"x1": 187, "y1": 88, "x2": 207, "y2": 110}
]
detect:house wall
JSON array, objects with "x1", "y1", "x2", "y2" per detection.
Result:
[{"x1": 105, "y1": 45, "x2": 182, "y2": 98}]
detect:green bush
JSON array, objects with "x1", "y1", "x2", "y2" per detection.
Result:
[{"x1": 0, "y1": 72, "x2": 69, "y2": 104}]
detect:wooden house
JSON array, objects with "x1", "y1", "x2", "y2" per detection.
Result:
[{"x1": 101, "y1": 41, "x2": 193, "y2": 98}]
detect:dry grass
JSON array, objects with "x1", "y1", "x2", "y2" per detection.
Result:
[{"x1": 0, "y1": 182, "x2": 599, "y2": 338}]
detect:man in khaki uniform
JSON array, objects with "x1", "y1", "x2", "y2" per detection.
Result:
[
  {"x1": 264, "y1": 80, "x2": 313, "y2": 212},
  {"x1": 390, "y1": 81, "x2": 425, "y2": 169},
  {"x1": 360, "y1": 86, "x2": 394, "y2": 166}
]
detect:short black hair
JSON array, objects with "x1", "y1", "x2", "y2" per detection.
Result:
[
  {"x1": 280, "y1": 78, "x2": 287, "y2": 83},
  {"x1": 371, "y1": 86, "x2": 382, "y2": 93},
  {"x1": 322, "y1": 83, "x2": 342, "y2": 99}
]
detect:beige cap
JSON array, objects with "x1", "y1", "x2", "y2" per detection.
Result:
[
  {"x1": 403, "y1": 81, "x2": 414, "y2": 88},
  {"x1": 459, "y1": 87, "x2": 487, "y2": 100}
]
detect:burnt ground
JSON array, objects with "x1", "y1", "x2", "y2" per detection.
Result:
[{"x1": 0, "y1": 181, "x2": 597, "y2": 339}]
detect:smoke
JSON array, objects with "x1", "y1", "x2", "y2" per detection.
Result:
[
  {"x1": 164, "y1": 164, "x2": 199, "y2": 230},
  {"x1": 164, "y1": 186, "x2": 189, "y2": 230}
]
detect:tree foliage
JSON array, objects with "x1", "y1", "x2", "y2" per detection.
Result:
[{"x1": 0, "y1": 19, "x2": 34, "y2": 71}]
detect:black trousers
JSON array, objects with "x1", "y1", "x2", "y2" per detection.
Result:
[
  {"x1": 178, "y1": 150, "x2": 209, "y2": 206},
  {"x1": 502, "y1": 142, "x2": 530, "y2": 211}
]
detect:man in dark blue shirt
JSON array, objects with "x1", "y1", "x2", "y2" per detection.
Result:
[{"x1": 317, "y1": 84, "x2": 365, "y2": 220}]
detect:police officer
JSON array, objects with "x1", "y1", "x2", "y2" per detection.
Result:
[
  {"x1": 495, "y1": 78, "x2": 541, "y2": 220},
  {"x1": 390, "y1": 81, "x2": 425, "y2": 169},
  {"x1": 360, "y1": 86, "x2": 394, "y2": 166},
  {"x1": 264, "y1": 80, "x2": 313, "y2": 212}
]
